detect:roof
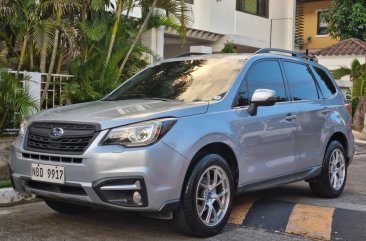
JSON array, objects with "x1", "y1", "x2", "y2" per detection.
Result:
[{"x1": 313, "y1": 38, "x2": 366, "y2": 56}]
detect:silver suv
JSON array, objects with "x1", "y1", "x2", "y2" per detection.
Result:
[{"x1": 9, "y1": 49, "x2": 354, "y2": 237}]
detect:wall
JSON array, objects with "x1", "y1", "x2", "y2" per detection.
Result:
[
  {"x1": 0, "y1": 136, "x2": 15, "y2": 180},
  {"x1": 317, "y1": 55, "x2": 366, "y2": 95},
  {"x1": 184, "y1": 0, "x2": 295, "y2": 51},
  {"x1": 317, "y1": 55, "x2": 366, "y2": 71},
  {"x1": 188, "y1": 0, "x2": 236, "y2": 34},
  {"x1": 303, "y1": 0, "x2": 338, "y2": 49},
  {"x1": 268, "y1": 0, "x2": 295, "y2": 50}
]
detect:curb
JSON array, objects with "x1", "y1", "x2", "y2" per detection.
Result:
[
  {"x1": 355, "y1": 139, "x2": 366, "y2": 144},
  {"x1": 228, "y1": 198, "x2": 366, "y2": 241},
  {"x1": 0, "y1": 188, "x2": 36, "y2": 207}
]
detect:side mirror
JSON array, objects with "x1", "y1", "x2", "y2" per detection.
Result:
[{"x1": 248, "y1": 89, "x2": 277, "y2": 116}]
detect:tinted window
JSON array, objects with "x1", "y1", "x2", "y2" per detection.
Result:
[
  {"x1": 236, "y1": 0, "x2": 269, "y2": 18},
  {"x1": 283, "y1": 62, "x2": 319, "y2": 101},
  {"x1": 238, "y1": 60, "x2": 287, "y2": 106},
  {"x1": 104, "y1": 59, "x2": 244, "y2": 103},
  {"x1": 317, "y1": 11, "x2": 328, "y2": 35},
  {"x1": 312, "y1": 67, "x2": 336, "y2": 99}
]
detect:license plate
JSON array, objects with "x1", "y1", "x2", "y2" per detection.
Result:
[{"x1": 31, "y1": 163, "x2": 65, "y2": 184}]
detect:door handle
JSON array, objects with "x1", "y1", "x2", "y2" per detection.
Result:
[
  {"x1": 321, "y1": 107, "x2": 332, "y2": 115},
  {"x1": 285, "y1": 113, "x2": 297, "y2": 121}
]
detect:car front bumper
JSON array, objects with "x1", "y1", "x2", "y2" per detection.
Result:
[{"x1": 9, "y1": 130, "x2": 188, "y2": 211}]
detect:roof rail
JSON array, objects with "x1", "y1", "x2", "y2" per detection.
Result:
[
  {"x1": 176, "y1": 52, "x2": 210, "y2": 58},
  {"x1": 255, "y1": 48, "x2": 318, "y2": 62}
]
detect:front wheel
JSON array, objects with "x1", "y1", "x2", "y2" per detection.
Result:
[
  {"x1": 309, "y1": 140, "x2": 347, "y2": 198},
  {"x1": 176, "y1": 154, "x2": 234, "y2": 237}
]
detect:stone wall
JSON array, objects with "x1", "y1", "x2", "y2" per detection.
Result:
[{"x1": 0, "y1": 136, "x2": 16, "y2": 180}]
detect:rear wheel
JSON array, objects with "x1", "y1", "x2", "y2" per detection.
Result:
[
  {"x1": 309, "y1": 140, "x2": 347, "y2": 198},
  {"x1": 176, "y1": 154, "x2": 234, "y2": 237},
  {"x1": 44, "y1": 199, "x2": 91, "y2": 214}
]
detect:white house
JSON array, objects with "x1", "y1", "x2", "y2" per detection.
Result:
[
  {"x1": 312, "y1": 38, "x2": 366, "y2": 96},
  {"x1": 141, "y1": 0, "x2": 296, "y2": 59}
]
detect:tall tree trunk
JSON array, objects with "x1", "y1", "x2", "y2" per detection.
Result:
[
  {"x1": 17, "y1": 34, "x2": 29, "y2": 73},
  {"x1": 30, "y1": 37, "x2": 34, "y2": 71},
  {"x1": 0, "y1": 106, "x2": 10, "y2": 135},
  {"x1": 353, "y1": 96, "x2": 366, "y2": 132},
  {"x1": 56, "y1": 47, "x2": 63, "y2": 74},
  {"x1": 118, "y1": 0, "x2": 158, "y2": 81},
  {"x1": 40, "y1": 29, "x2": 59, "y2": 106},
  {"x1": 39, "y1": 33, "x2": 48, "y2": 73},
  {"x1": 101, "y1": 0, "x2": 124, "y2": 81}
]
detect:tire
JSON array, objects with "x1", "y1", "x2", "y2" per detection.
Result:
[
  {"x1": 176, "y1": 154, "x2": 234, "y2": 237},
  {"x1": 44, "y1": 199, "x2": 91, "y2": 214},
  {"x1": 309, "y1": 140, "x2": 347, "y2": 198}
]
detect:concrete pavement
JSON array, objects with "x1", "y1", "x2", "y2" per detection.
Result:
[
  {"x1": 0, "y1": 142, "x2": 365, "y2": 241},
  {"x1": 0, "y1": 201, "x2": 313, "y2": 241}
]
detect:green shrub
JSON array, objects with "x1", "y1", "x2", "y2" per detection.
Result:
[
  {"x1": 0, "y1": 69, "x2": 38, "y2": 135},
  {"x1": 0, "y1": 179, "x2": 12, "y2": 188},
  {"x1": 221, "y1": 41, "x2": 237, "y2": 53}
]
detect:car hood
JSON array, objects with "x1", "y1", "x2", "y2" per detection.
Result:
[{"x1": 31, "y1": 100, "x2": 209, "y2": 130}]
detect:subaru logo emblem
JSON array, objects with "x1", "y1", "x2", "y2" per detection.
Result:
[{"x1": 50, "y1": 127, "x2": 64, "y2": 138}]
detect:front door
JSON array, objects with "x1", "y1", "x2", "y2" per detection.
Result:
[{"x1": 235, "y1": 60, "x2": 298, "y2": 183}]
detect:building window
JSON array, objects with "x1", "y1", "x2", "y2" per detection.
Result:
[
  {"x1": 317, "y1": 11, "x2": 328, "y2": 35},
  {"x1": 185, "y1": 0, "x2": 194, "y2": 4},
  {"x1": 236, "y1": 0, "x2": 269, "y2": 18}
]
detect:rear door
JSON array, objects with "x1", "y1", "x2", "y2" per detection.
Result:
[
  {"x1": 235, "y1": 60, "x2": 298, "y2": 183},
  {"x1": 282, "y1": 61, "x2": 332, "y2": 170}
]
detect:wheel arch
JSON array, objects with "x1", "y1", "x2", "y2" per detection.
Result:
[
  {"x1": 180, "y1": 142, "x2": 239, "y2": 201},
  {"x1": 326, "y1": 132, "x2": 349, "y2": 164}
]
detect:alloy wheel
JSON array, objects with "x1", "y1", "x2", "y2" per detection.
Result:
[
  {"x1": 328, "y1": 148, "x2": 346, "y2": 191},
  {"x1": 195, "y1": 165, "x2": 231, "y2": 227}
]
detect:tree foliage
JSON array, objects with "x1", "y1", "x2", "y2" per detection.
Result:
[
  {"x1": 323, "y1": 0, "x2": 366, "y2": 40},
  {"x1": 0, "y1": 69, "x2": 38, "y2": 135},
  {"x1": 332, "y1": 59, "x2": 366, "y2": 98},
  {"x1": 332, "y1": 59, "x2": 366, "y2": 129},
  {"x1": 0, "y1": 0, "x2": 192, "y2": 106}
]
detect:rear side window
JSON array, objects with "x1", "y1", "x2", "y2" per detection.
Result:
[
  {"x1": 312, "y1": 67, "x2": 337, "y2": 99},
  {"x1": 244, "y1": 60, "x2": 288, "y2": 103},
  {"x1": 283, "y1": 61, "x2": 319, "y2": 101}
]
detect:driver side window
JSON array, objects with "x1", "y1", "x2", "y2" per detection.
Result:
[{"x1": 237, "y1": 60, "x2": 288, "y2": 107}]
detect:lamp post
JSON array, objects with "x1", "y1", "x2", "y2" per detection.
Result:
[{"x1": 269, "y1": 18, "x2": 293, "y2": 48}]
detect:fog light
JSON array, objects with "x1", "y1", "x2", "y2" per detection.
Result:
[{"x1": 133, "y1": 191, "x2": 142, "y2": 204}]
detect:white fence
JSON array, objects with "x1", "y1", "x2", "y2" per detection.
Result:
[{"x1": 8, "y1": 71, "x2": 74, "y2": 110}]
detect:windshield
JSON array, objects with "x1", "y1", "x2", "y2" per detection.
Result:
[{"x1": 103, "y1": 58, "x2": 244, "y2": 102}]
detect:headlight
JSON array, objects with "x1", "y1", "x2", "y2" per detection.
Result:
[
  {"x1": 102, "y1": 118, "x2": 177, "y2": 147},
  {"x1": 19, "y1": 120, "x2": 28, "y2": 137}
]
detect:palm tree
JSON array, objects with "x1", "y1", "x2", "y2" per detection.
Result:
[
  {"x1": 0, "y1": 69, "x2": 38, "y2": 135},
  {"x1": 102, "y1": 0, "x2": 123, "y2": 81},
  {"x1": 39, "y1": 0, "x2": 81, "y2": 106},
  {"x1": 0, "y1": 41, "x2": 8, "y2": 65},
  {"x1": 117, "y1": 0, "x2": 191, "y2": 80},
  {"x1": 332, "y1": 59, "x2": 366, "y2": 131},
  {"x1": 0, "y1": 0, "x2": 41, "y2": 72},
  {"x1": 333, "y1": 59, "x2": 366, "y2": 99},
  {"x1": 34, "y1": 20, "x2": 54, "y2": 73}
]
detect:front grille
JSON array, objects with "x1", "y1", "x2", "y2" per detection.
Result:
[
  {"x1": 25, "y1": 122, "x2": 99, "y2": 155},
  {"x1": 22, "y1": 153, "x2": 83, "y2": 164}
]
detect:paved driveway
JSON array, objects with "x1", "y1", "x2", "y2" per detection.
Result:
[{"x1": 0, "y1": 142, "x2": 365, "y2": 241}]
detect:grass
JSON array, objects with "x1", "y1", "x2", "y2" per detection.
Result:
[{"x1": 0, "y1": 179, "x2": 12, "y2": 188}]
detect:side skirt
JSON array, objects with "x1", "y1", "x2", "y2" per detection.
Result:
[{"x1": 237, "y1": 166, "x2": 322, "y2": 194}]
